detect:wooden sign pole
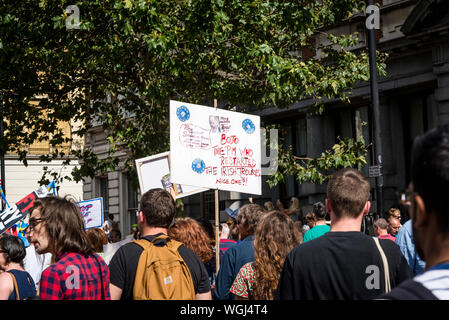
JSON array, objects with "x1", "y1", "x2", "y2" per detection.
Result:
[{"x1": 213, "y1": 99, "x2": 220, "y2": 274}]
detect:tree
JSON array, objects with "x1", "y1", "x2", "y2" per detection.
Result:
[{"x1": 0, "y1": 0, "x2": 384, "y2": 186}]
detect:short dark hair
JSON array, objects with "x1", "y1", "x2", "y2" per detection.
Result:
[
  {"x1": 0, "y1": 234, "x2": 26, "y2": 266},
  {"x1": 327, "y1": 168, "x2": 370, "y2": 218},
  {"x1": 139, "y1": 188, "x2": 176, "y2": 228},
  {"x1": 312, "y1": 202, "x2": 326, "y2": 220},
  {"x1": 411, "y1": 124, "x2": 449, "y2": 234}
]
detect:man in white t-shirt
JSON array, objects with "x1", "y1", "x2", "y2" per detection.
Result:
[
  {"x1": 23, "y1": 244, "x2": 52, "y2": 290},
  {"x1": 102, "y1": 214, "x2": 114, "y2": 236}
]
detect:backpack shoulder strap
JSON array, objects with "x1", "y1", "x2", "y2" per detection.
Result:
[
  {"x1": 373, "y1": 237, "x2": 391, "y2": 293},
  {"x1": 92, "y1": 255, "x2": 105, "y2": 300},
  {"x1": 133, "y1": 235, "x2": 182, "y2": 250},
  {"x1": 133, "y1": 238, "x2": 154, "y2": 250},
  {"x1": 7, "y1": 271, "x2": 20, "y2": 300}
]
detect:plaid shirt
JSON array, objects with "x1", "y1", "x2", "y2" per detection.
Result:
[{"x1": 39, "y1": 252, "x2": 110, "y2": 300}]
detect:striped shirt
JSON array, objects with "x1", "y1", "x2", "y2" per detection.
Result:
[
  {"x1": 380, "y1": 263, "x2": 449, "y2": 300},
  {"x1": 414, "y1": 267, "x2": 449, "y2": 299}
]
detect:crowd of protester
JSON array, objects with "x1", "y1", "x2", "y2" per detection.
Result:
[{"x1": 1, "y1": 124, "x2": 449, "y2": 300}]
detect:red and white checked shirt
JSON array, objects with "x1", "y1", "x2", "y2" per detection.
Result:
[{"x1": 39, "y1": 252, "x2": 110, "y2": 300}]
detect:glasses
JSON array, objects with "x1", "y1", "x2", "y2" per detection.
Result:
[
  {"x1": 27, "y1": 217, "x2": 45, "y2": 232},
  {"x1": 405, "y1": 190, "x2": 418, "y2": 202}
]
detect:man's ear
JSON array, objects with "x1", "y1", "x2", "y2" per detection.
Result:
[
  {"x1": 414, "y1": 194, "x2": 428, "y2": 228},
  {"x1": 325, "y1": 199, "x2": 332, "y2": 214},
  {"x1": 138, "y1": 211, "x2": 145, "y2": 224},
  {"x1": 362, "y1": 201, "x2": 371, "y2": 216}
]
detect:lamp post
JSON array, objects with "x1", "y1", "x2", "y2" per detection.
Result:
[
  {"x1": 0, "y1": 90, "x2": 5, "y2": 211},
  {"x1": 366, "y1": 0, "x2": 383, "y2": 219}
]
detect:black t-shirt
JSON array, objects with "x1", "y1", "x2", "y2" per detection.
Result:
[
  {"x1": 109, "y1": 234, "x2": 211, "y2": 300},
  {"x1": 275, "y1": 231, "x2": 413, "y2": 300}
]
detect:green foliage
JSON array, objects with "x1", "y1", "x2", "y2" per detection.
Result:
[{"x1": 0, "y1": 0, "x2": 383, "y2": 184}]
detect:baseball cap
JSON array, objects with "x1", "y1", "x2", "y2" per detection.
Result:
[{"x1": 225, "y1": 207, "x2": 240, "y2": 220}]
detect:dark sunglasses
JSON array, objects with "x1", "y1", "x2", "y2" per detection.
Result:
[{"x1": 27, "y1": 217, "x2": 45, "y2": 231}]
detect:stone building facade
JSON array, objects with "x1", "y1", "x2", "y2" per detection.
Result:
[{"x1": 4, "y1": 117, "x2": 83, "y2": 207}]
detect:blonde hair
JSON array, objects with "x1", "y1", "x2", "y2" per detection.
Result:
[{"x1": 389, "y1": 208, "x2": 400, "y2": 216}]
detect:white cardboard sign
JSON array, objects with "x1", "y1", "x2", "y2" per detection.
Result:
[
  {"x1": 170, "y1": 100, "x2": 262, "y2": 195},
  {"x1": 78, "y1": 197, "x2": 103, "y2": 230},
  {"x1": 136, "y1": 152, "x2": 208, "y2": 199}
]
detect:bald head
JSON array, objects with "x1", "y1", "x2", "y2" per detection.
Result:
[{"x1": 387, "y1": 218, "x2": 401, "y2": 236}]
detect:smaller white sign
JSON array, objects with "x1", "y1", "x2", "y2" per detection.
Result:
[
  {"x1": 78, "y1": 198, "x2": 103, "y2": 230},
  {"x1": 136, "y1": 152, "x2": 208, "y2": 199}
]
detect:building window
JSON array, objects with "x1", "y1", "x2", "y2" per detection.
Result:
[
  {"x1": 401, "y1": 94, "x2": 435, "y2": 183},
  {"x1": 333, "y1": 106, "x2": 372, "y2": 177},
  {"x1": 127, "y1": 175, "x2": 139, "y2": 228},
  {"x1": 278, "y1": 116, "x2": 307, "y2": 199},
  {"x1": 200, "y1": 190, "x2": 226, "y2": 221},
  {"x1": 296, "y1": 118, "x2": 307, "y2": 157}
]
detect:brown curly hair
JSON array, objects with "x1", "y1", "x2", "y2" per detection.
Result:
[
  {"x1": 253, "y1": 211, "x2": 302, "y2": 300},
  {"x1": 237, "y1": 203, "x2": 266, "y2": 236},
  {"x1": 168, "y1": 217, "x2": 213, "y2": 264},
  {"x1": 86, "y1": 228, "x2": 108, "y2": 253}
]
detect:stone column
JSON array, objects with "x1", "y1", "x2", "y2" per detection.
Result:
[
  {"x1": 107, "y1": 171, "x2": 120, "y2": 220},
  {"x1": 82, "y1": 176, "x2": 93, "y2": 200},
  {"x1": 433, "y1": 42, "x2": 449, "y2": 125}
]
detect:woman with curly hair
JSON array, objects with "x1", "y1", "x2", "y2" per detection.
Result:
[
  {"x1": 230, "y1": 211, "x2": 301, "y2": 300},
  {"x1": 168, "y1": 218, "x2": 216, "y2": 286},
  {"x1": 86, "y1": 228, "x2": 109, "y2": 257}
]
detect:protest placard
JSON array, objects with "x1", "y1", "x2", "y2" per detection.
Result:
[
  {"x1": 170, "y1": 100, "x2": 262, "y2": 195},
  {"x1": 78, "y1": 197, "x2": 103, "y2": 230},
  {"x1": 0, "y1": 182, "x2": 55, "y2": 235},
  {"x1": 136, "y1": 151, "x2": 208, "y2": 199}
]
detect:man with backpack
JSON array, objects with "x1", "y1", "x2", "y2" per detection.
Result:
[{"x1": 109, "y1": 188, "x2": 211, "y2": 300}]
